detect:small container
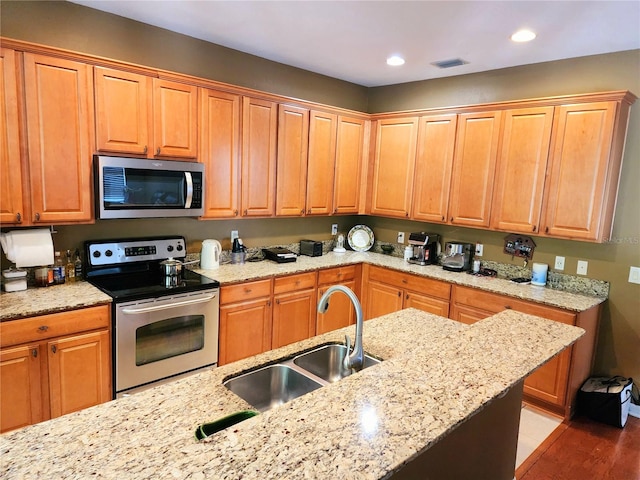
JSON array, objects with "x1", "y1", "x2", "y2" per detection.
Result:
[
  {"x1": 65, "y1": 250, "x2": 76, "y2": 283},
  {"x1": 74, "y1": 249, "x2": 83, "y2": 281},
  {"x1": 473, "y1": 259, "x2": 481, "y2": 273},
  {"x1": 531, "y1": 262, "x2": 548, "y2": 286},
  {"x1": 53, "y1": 251, "x2": 65, "y2": 285},
  {"x1": 404, "y1": 245, "x2": 412, "y2": 262},
  {"x1": 231, "y1": 251, "x2": 246, "y2": 264},
  {"x1": 2, "y1": 269, "x2": 27, "y2": 292},
  {"x1": 35, "y1": 267, "x2": 49, "y2": 287}
]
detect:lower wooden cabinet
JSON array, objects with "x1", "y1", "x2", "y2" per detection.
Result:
[
  {"x1": 363, "y1": 265, "x2": 451, "y2": 319},
  {"x1": 316, "y1": 265, "x2": 361, "y2": 335},
  {"x1": 272, "y1": 273, "x2": 317, "y2": 348},
  {"x1": 450, "y1": 285, "x2": 599, "y2": 418},
  {"x1": 0, "y1": 305, "x2": 111, "y2": 433}
]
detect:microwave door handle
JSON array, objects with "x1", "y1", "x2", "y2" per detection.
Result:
[
  {"x1": 121, "y1": 295, "x2": 216, "y2": 314},
  {"x1": 184, "y1": 172, "x2": 193, "y2": 208}
]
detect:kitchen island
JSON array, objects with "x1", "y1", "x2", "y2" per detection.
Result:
[{"x1": 1, "y1": 308, "x2": 583, "y2": 479}]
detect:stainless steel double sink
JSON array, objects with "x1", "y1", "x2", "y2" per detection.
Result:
[{"x1": 223, "y1": 343, "x2": 381, "y2": 412}]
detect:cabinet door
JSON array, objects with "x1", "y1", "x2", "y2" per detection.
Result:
[
  {"x1": 272, "y1": 288, "x2": 317, "y2": 349},
  {"x1": 276, "y1": 104, "x2": 309, "y2": 216},
  {"x1": 316, "y1": 279, "x2": 357, "y2": 335},
  {"x1": 448, "y1": 111, "x2": 502, "y2": 227},
  {"x1": 405, "y1": 291, "x2": 450, "y2": 318},
  {"x1": 449, "y1": 303, "x2": 493, "y2": 325},
  {"x1": 94, "y1": 67, "x2": 151, "y2": 155},
  {"x1": 23, "y1": 53, "x2": 94, "y2": 224},
  {"x1": 541, "y1": 102, "x2": 617, "y2": 241},
  {"x1": 491, "y1": 107, "x2": 554, "y2": 234},
  {"x1": 0, "y1": 48, "x2": 24, "y2": 225},
  {"x1": 306, "y1": 110, "x2": 337, "y2": 216},
  {"x1": 364, "y1": 280, "x2": 403, "y2": 320},
  {"x1": 333, "y1": 116, "x2": 366, "y2": 214},
  {"x1": 199, "y1": 88, "x2": 241, "y2": 218},
  {"x1": 219, "y1": 297, "x2": 272, "y2": 365},
  {"x1": 411, "y1": 114, "x2": 457, "y2": 223},
  {"x1": 0, "y1": 344, "x2": 43, "y2": 433},
  {"x1": 152, "y1": 78, "x2": 198, "y2": 158},
  {"x1": 48, "y1": 330, "x2": 111, "y2": 418},
  {"x1": 370, "y1": 117, "x2": 418, "y2": 218},
  {"x1": 241, "y1": 97, "x2": 277, "y2": 217}
]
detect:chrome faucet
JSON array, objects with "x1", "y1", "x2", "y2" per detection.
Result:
[{"x1": 317, "y1": 285, "x2": 364, "y2": 371}]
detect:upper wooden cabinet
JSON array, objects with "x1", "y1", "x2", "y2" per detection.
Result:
[
  {"x1": 0, "y1": 48, "x2": 24, "y2": 225},
  {"x1": 540, "y1": 101, "x2": 623, "y2": 241},
  {"x1": 448, "y1": 111, "x2": 502, "y2": 228},
  {"x1": 490, "y1": 106, "x2": 554, "y2": 234},
  {"x1": 411, "y1": 114, "x2": 458, "y2": 223},
  {"x1": 276, "y1": 104, "x2": 309, "y2": 217},
  {"x1": 306, "y1": 110, "x2": 337, "y2": 216},
  {"x1": 199, "y1": 88, "x2": 241, "y2": 218},
  {"x1": 241, "y1": 96, "x2": 278, "y2": 217},
  {"x1": 94, "y1": 67, "x2": 198, "y2": 159},
  {"x1": 369, "y1": 117, "x2": 419, "y2": 218},
  {"x1": 23, "y1": 53, "x2": 94, "y2": 224},
  {"x1": 333, "y1": 115, "x2": 367, "y2": 214}
]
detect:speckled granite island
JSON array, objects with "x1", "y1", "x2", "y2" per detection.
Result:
[{"x1": 1, "y1": 308, "x2": 584, "y2": 479}]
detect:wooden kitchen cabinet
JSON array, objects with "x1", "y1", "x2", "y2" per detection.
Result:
[
  {"x1": 219, "y1": 279, "x2": 273, "y2": 365},
  {"x1": 241, "y1": 96, "x2": 278, "y2": 217},
  {"x1": 363, "y1": 265, "x2": 451, "y2": 319},
  {"x1": 541, "y1": 101, "x2": 626, "y2": 241},
  {"x1": 306, "y1": 110, "x2": 337, "y2": 216},
  {"x1": 316, "y1": 265, "x2": 361, "y2": 334},
  {"x1": 369, "y1": 117, "x2": 418, "y2": 218},
  {"x1": 272, "y1": 272, "x2": 317, "y2": 348},
  {"x1": 0, "y1": 305, "x2": 111, "y2": 433},
  {"x1": 276, "y1": 104, "x2": 309, "y2": 217},
  {"x1": 411, "y1": 114, "x2": 458, "y2": 223},
  {"x1": 23, "y1": 53, "x2": 94, "y2": 224},
  {"x1": 0, "y1": 48, "x2": 24, "y2": 225},
  {"x1": 333, "y1": 115, "x2": 367, "y2": 214},
  {"x1": 450, "y1": 285, "x2": 599, "y2": 418},
  {"x1": 490, "y1": 106, "x2": 554, "y2": 234},
  {"x1": 448, "y1": 111, "x2": 502, "y2": 228},
  {"x1": 199, "y1": 88, "x2": 241, "y2": 218},
  {"x1": 94, "y1": 67, "x2": 198, "y2": 159}
]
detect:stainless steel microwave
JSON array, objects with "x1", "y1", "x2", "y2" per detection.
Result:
[{"x1": 94, "y1": 155, "x2": 204, "y2": 219}]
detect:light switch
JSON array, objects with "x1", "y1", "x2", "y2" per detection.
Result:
[
  {"x1": 629, "y1": 266, "x2": 640, "y2": 285},
  {"x1": 577, "y1": 260, "x2": 588, "y2": 275}
]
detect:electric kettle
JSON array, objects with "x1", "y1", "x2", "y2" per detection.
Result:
[{"x1": 200, "y1": 239, "x2": 222, "y2": 269}]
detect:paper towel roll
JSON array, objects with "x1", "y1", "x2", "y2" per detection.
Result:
[
  {"x1": 531, "y1": 262, "x2": 548, "y2": 286},
  {"x1": 0, "y1": 229, "x2": 55, "y2": 267}
]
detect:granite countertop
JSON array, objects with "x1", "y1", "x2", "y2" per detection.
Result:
[{"x1": 1, "y1": 308, "x2": 584, "y2": 479}]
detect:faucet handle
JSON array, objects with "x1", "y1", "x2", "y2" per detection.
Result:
[{"x1": 344, "y1": 334, "x2": 352, "y2": 354}]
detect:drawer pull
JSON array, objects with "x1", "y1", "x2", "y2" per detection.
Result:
[
  {"x1": 402, "y1": 279, "x2": 408, "y2": 284},
  {"x1": 51, "y1": 345, "x2": 57, "y2": 354},
  {"x1": 16, "y1": 212, "x2": 21, "y2": 222},
  {"x1": 504, "y1": 305, "x2": 512, "y2": 310},
  {"x1": 397, "y1": 291, "x2": 402, "y2": 297},
  {"x1": 156, "y1": 147, "x2": 161, "y2": 156},
  {"x1": 244, "y1": 288, "x2": 252, "y2": 294},
  {"x1": 143, "y1": 145, "x2": 148, "y2": 155},
  {"x1": 32, "y1": 348, "x2": 38, "y2": 358},
  {"x1": 38, "y1": 325, "x2": 49, "y2": 331}
]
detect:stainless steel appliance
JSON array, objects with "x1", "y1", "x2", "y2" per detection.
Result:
[
  {"x1": 94, "y1": 155, "x2": 204, "y2": 219},
  {"x1": 407, "y1": 232, "x2": 439, "y2": 266},
  {"x1": 85, "y1": 236, "x2": 219, "y2": 398},
  {"x1": 442, "y1": 242, "x2": 474, "y2": 272}
]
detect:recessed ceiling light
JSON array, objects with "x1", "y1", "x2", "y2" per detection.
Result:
[
  {"x1": 386, "y1": 55, "x2": 405, "y2": 66},
  {"x1": 511, "y1": 29, "x2": 536, "y2": 43}
]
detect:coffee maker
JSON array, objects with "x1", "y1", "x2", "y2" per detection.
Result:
[
  {"x1": 407, "y1": 232, "x2": 440, "y2": 266},
  {"x1": 442, "y1": 242, "x2": 474, "y2": 272}
]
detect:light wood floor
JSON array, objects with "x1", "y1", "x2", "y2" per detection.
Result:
[{"x1": 517, "y1": 414, "x2": 640, "y2": 480}]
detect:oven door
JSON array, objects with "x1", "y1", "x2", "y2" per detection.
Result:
[{"x1": 115, "y1": 289, "x2": 219, "y2": 394}]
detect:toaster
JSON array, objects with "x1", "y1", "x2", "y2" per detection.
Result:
[{"x1": 300, "y1": 239, "x2": 323, "y2": 257}]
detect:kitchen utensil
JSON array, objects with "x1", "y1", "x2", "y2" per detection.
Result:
[
  {"x1": 347, "y1": 225, "x2": 374, "y2": 252},
  {"x1": 231, "y1": 238, "x2": 246, "y2": 264},
  {"x1": 200, "y1": 239, "x2": 222, "y2": 269},
  {"x1": 333, "y1": 234, "x2": 346, "y2": 253},
  {"x1": 159, "y1": 258, "x2": 199, "y2": 279}
]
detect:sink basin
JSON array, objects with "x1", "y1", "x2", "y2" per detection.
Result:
[
  {"x1": 223, "y1": 364, "x2": 323, "y2": 412},
  {"x1": 293, "y1": 343, "x2": 381, "y2": 383}
]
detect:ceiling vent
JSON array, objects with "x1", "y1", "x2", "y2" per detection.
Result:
[{"x1": 431, "y1": 58, "x2": 469, "y2": 69}]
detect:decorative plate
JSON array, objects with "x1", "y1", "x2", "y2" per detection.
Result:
[{"x1": 348, "y1": 225, "x2": 374, "y2": 252}]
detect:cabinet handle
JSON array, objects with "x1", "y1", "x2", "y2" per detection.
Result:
[
  {"x1": 244, "y1": 288, "x2": 252, "y2": 294},
  {"x1": 267, "y1": 300, "x2": 271, "y2": 306},
  {"x1": 405, "y1": 212, "x2": 409, "y2": 217},
  {"x1": 441, "y1": 216, "x2": 445, "y2": 221},
  {"x1": 32, "y1": 348, "x2": 38, "y2": 358},
  {"x1": 401, "y1": 278, "x2": 407, "y2": 284},
  {"x1": 307, "y1": 209, "x2": 311, "y2": 214},
  {"x1": 532, "y1": 225, "x2": 537, "y2": 232},
  {"x1": 397, "y1": 292, "x2": 402, "y2": 297},
  {"x1": 156, "y1": 147, "x2": 161, "y2": 156},
  {"x1": 301, "y1": 209, "x2": 305, "y2": 215},
  {"x1": 244, "y1": 209, "x2": 248, "y2": 215},
  {"x1": 545, "y1": 227, "x2": 549, "y2": 233},
  {"x1": 16, "y1": 212, "x2": 21, "y2": 222},
  {"x1": 51, "y1": 345, "x2": 57, "y2": 354},
  {"x1": 234, "y1": 210, "x2": 238, "y2": 216},
  {"x1": 38, "y1": 325, "x2": 49, "y2": 331},
  {"x1": 276, "y1": 299, "x2": 280, "y2": 304},
  {"x1": 450, "y1": 217, "x2": 454, "y2": 222},
  {"x1": 35, "y1": 213, "x2": 41, "y2": 221},
  {"x1": 334, "y1": 209, "x2": 338, "y2": 214},
  {"x1": 504, "y1": 305, "x2": 512, "y2": 310},
  {"x1": 143, "y1": 145, "x2": 148, "y2": 154},
  {"x1": 405, "y1": 294, "x2": 409, "y2": 300}
]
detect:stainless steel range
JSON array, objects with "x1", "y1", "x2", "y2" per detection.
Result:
[{"x1": 84, "y1": 236, "x2": 220, "y2": 398}]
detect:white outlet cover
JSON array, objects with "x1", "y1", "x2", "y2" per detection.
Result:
[
  {"x1": 475, "y1": 243, "x2": 483, "y2": 256},
  {"x1": 629, "y1": 266, "x2": 640, "y2": 285},
  {"x1": 331, "y1": 224, "x2": 338, "y2": 235},
  {"x1": 554, "y1": 256, "x2": 565, "y2": 271},
  {"x1": 397, "y1": 232, "x2": 405, "y2": 243},
  {"x1": 231, "y1": 230, "x2": 239, "y2": 241},
  {"x1": 577, "y1": 260, "x2": 588, "y2": 275}
]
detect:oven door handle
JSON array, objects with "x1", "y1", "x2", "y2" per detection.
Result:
[{"x1": 121, "y1": 294, "x2": 217, "y2": 314}]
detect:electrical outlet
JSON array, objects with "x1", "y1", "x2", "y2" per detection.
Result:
[
  {"x1": 475, "y1": 243, "x2": 483, "y2": 257},
  {"x1": 577, "y1": 260, "x2": 588, "y2": 275},
  {"x1": 231, "y1": 230, "x2": 239, "y2": 241},
  {"x1": 397, "y1": 232, "x2": 405, "y2": 243},
  {"x1": 331, "y1": 224, "x2": 338, "y2": 235},
  {"x1": 629, "y1": 266, "x2": 640, "y2": 285},
  {"x1": 554, "y1": 256, "x2": 565, "y2": 271}
]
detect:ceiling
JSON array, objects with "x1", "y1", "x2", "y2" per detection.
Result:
[{"x1": 70, "y1": 0, "x2": 640, "y2": 87}]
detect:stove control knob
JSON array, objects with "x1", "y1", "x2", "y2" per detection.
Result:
[
  {"x1": 92, "y1": 250, "x2": 101, "y2": 258},
  {"x1": 176, "y1": 244, "x2": 183, "y2": 252},
  {"x1": 105, "y1": 250, "x2": 113, "y2": 257},
  {"x1": 167, "y1": 245, "x2": 174, "y2": 252}
]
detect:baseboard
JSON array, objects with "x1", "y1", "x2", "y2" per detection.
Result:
[{"x1": 629, "y1": 402, "x2": 640, "y2": 419}]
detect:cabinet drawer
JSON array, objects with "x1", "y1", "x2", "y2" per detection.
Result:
[
  {"x1": 317, "y1": 265, "x2": 357, "y2": 285},
  {"x1": 273, "y1": 272, "x2": 317, "y2": 294},
  {"x1": 0, "y1": 305, "x2": 110, "y2": 348},
  {"x1": 220, "y1": 279, "x2": 272, "y2": 305},
  {"x1": 452, "y1": 285, "x2": 576, "y2": 324},
  {"x1": 368, "y1": 266, "x2": 450, "y2": 300}
]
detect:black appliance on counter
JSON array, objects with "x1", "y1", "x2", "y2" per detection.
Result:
[
  {"x1": 407, "y1": 232, "x2": 439, "y2": 266},
  {"x1": 84, "y1": 236, "x2": 220, "y2": 398}
]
